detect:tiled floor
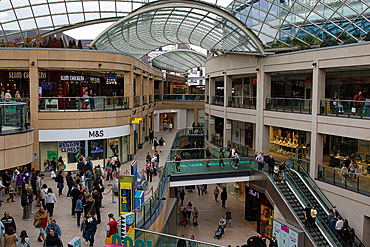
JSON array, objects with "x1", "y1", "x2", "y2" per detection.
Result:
[{"x1": 176, "y1": 184, "x2": 260, "y2": 247}]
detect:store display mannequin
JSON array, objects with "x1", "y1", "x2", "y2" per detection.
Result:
[
  {"x1": 278, "y1": 130, "x2": 282, "y2": 143},
  {"x1": 293, "y1": 132, "x2": 299, "y2": 145},
  {"x1": 273, "y1": 129, "x2": 277, "y2": 141}
]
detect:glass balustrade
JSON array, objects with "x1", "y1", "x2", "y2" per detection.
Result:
[
  {"x1": 134, "y1": 96, "x2": 140, "y2": 107},
  {"x1": 142, "y1": 95, "x2": 147, "y2": 105},
  {"x1": 154, "y1": 94, "x2": 161, "y2": 102},
  {"x1": 211, "y1": 96, "x2": 224, "y2": 106},
  {"x1": 211, "y1": 133, "x2": 223, "y2": 147},
  {"x1": 163, "y1": 94, "x2": 205, "y2": 101},
  {"x1": 228, "y1": 96, "x2": 256, "y2": 109},
  {"x1": 266, "y1": 98, "x2": 312, "y2": 114},
  {"x1": 320, "y1": 99, "x2": 370, "y2": 119},
  {"x1": 0, "y1": 102, "x2": 29, "y2": 134},
  {"x1": 39, "y1": 96, "x2": 129, "y2": 111}
]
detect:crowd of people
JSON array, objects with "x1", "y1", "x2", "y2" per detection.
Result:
[{"x1": 0, "y1": 154, "x2": 121, "y2": 247}]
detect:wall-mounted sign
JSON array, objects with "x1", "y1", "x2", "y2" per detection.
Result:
[
  {"x1": 131, "y1": 118, "x2": 142, "y2": 124},
  {"x1": 105, "y1": 73, "x2": 117, "y2": 84},
  {"x1": 58, "y1": 141, "x2": 80, "y2": 153},
  {"x1": 209, "y1": 119, "x2": 215, "y2": 124},
  {"x1": 9, "y1": 71, "x2": 47, "y2": 79},
  {"x1": 204, "y1": 115, "x2": 209, "y2": 120},
  {"x1": 60, "y1": 75, "x2": 85, "y2": 81},
  {"x1": 248, "y1": 188, "x2": 260, "y2": 198},
  {"x1": 273, "y1": 218, "x2": 304, "y2": 247},
  {"x1": 33, "y1": 152, "x2": 37, "y2": 162},
  {"x1": 90, "y1": 77, "x2": 100, "y2": 83},
  {"x1": 225, "y1": 124, "x2": 232, "y2": 130}
]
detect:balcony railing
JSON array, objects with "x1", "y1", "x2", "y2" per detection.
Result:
[
  {"x1": 39, "y1": 96, "x2": 129, "y2": 112},
  {"x1": 227, "y1": 140, "x2": 249, "y2": 157},
  {"x1": 211, "y1": 95, "x2": 224, "y2": 106},
  {"x1": 228, "y1": 96, "x2": 256, "y2": 109},
  {"x1": 133, "y1": 96, "x2": 140, "y2": 108},
  {"x1": 163, "y1": 94, "x2": 205, "y2": 101},
  {"x1": 154, "y1": 94, "x2": 161, "y2": 102},
  {"x1": 317, "y1": 165, "x2": 370, "y2": 196},
  {"x1": 320, "y1": 99, "x2": 370, "y2": 119},
  {"x1": 206, "y1": 95, "x2": 209, "y2": 104},
  {"x1": 211, "y1": 133, "x2": 223, "y2": 147},
  {"x1": 142, "y1": 95, "x2": 147, "y2": 105},
  {"x1": 266, "y1": 97, "x2": 312, "y2": 114},
  {"x1": 0, "y1": 102, "x2": 29, "y2": 134}
]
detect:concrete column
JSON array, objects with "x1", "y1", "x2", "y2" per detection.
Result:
[
  {"x1": 149, "y1": 78, "x2": 154, "y2": 103},
  {"x1": 209, "y1": 115, "x2": 215, "y2": 140},
  {"x1": 158, "y1": 78, "x2": 164, "y2": 100},
  {"x1": 310, "y1": 65, "x2": 325, "y2": 178},
  {"x1": 129, "y1": 123, "x2": 134, "y2": 159},
  {"x1": 124, "y1": 70, "x2": 134, "y2": 109},
  {"x1": 209, "y1": 77, "x2": 215, "y2": 104},
  {"x1": 223, "y1": 74, "x2": 232, "y2": 146},
  {"x1": 143, "y1": 75, "x2": 149, "y2": 104},
  {"x1": 29, "y1": 51, "x2": 39, "y2": 170},
  {"x1": 194, "y1": 108, "x2": 198, "y2": 125},
  {"x1": 205, "y1": 78, "x2": 209, "y2": 104},
  {"x1": 255, "y1": 66, "x2": 271, "y2": 155},
  {"x1": 135, "y1": 74, "x2": 142, "y2": 105}
]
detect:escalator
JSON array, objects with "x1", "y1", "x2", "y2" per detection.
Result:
[
  {"x1": 271, "y1": 176, "x2": 332, "y2": 246},
  {"x1": 283, "y1": 161, "x2": 364, "y2": 247}
]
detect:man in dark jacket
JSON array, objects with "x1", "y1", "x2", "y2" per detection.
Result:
[
  {"x1": 93, "y1": 190, "x2": 102, "y2": 224},
  {"x1": 1, "y1": 211, "x2": 16, "y2": 232},
  {"x1": 86, "y1": 211, "x2": 97, "y2": 247},
  {"x1": 2, "y1": 171, "x2": 11, "y2": 195},
  {"x1": 71, "y1": 185, "x2": 81, "y2": 216},
  {"x1": 220, "y1": 188, "x2": 227, "y2": 208},
  {"x1": 177, "y1": 235, "x2": 187, "y2": 247},
  {"x1": 267, "y1": 155, "x2": 275, "y2": 175},
  {"x1": 77, "y1": 158, "x2": 85, "y2": 177}
]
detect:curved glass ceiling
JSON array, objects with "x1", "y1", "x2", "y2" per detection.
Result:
[
  {"x1": 91, "y1": 0, "x2": 265, "y2": 57},
  {"x1": 149, "y1": 49, "x2": 207, "y2": 73},
  {"x1": 0, "y1": 0, "x2": 369, "y2": 51}
]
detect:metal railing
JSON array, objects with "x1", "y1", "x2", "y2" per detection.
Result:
[
  {"x1": 228, "y1": 96, "x2": 256, "y2": 109},
  {"x1": 136, "y1": 229, "x2": 226, "y2": 247},
  {"x1": 320, "y1": 99, "x2": 370, "y2": 119},
  {"x1": 0, "y1": 102, "x2": 29, "y2": 134},
  {"x1": 266, "y1": 98, "x2": 312, "y2": 114},
  {"x1": 211, "y1": 133, "x2": 223, "y2": 147},
  {"x1": 38, "y1": 96, "x2": 129, "y2": 111},
  {"x1": 163, "y1": 94, "x2": 205, "y2": 101},
  {"x1": 211, "y1": 95, "x2": 224, "y2": 106},
  {"x1": 318, "y1": 164, "x2": 370, "y2": 197},
  {"x1": 154, "y1": 94, "x2": 161, "y2": 102},
  {"x1": 142, "y1": 95, "x2": 147, "y2": 105},
  {"x1": 134, "y1": 96, "x2": 140, "y2": 107}
]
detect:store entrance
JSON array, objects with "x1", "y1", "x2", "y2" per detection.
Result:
[{"x1": 160, "y1": 113, "x2": 176, "y2": 130}]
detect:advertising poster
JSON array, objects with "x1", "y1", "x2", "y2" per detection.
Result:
[
  {"x1": 119, "y1": 175, "x2": 135, "y2": 216},
  {"x1": 123, "y1": 212, "x2": 135, "y2": 240},
  {"x1": 273, "y1": 219, "x2": 300, "y2": 247},
  {"x1": 131, "y1": 160, "x2": 138, "y2": 189}
]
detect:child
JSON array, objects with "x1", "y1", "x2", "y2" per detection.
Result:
[
  {"x1": 7, "y1": 182, "x2": 15, "y2": 202},
  {"x1": 81, "y1": 216, "x2": 88, "y2": 244}
]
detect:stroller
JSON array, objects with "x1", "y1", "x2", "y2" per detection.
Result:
[{"x1": 214, "y1": 224, "x2": 226, "y2": 239}]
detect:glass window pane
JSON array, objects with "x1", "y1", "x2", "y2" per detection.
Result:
[
  {"x1": 53, "y1": 15, "x2": 69, "y2": 26},
  {"x1": 66, "y1": 2, "x2": 83, "y2": 13},
  {"x1": 33, "y1": 5, "x2": 50, "y2": 16},
  {"x1": 36, "y1": 16, "x2": 53, "y2": 28},
  {"x1": 83, "y1": 1, "x2": 99, "y2": 12},
  {"x1": 0, "y1": 11, "x2": 16, "y2": 23},
  {"x1": 69, "y1": 13, "x2": 84, "y2": 24},
  {"x1": 15, "y1": 7, "x2": 34, "y2": 19},
  {"x1": 85, "y1": 13, "x2": 100, "y2": 21},
  {"x1": 50, "y1": 3, "x2": 67, "y2": 14},
  {"x1": 19, "y1": 19, "x2": 37, "y2": 30},
  {"x1": 12, "y1": 0, "x2": 29, "y2": 8},
  {"x1": 101, "y1": 1, "x2": 116, "y2": 12}
]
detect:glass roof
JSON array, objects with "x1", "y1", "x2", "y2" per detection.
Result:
[
  {"x1": 149, "y1": 49, "x2": 207, "y2": 73},
  {"x1": 90, "y1": 0, "x2": 265, "y2": 57},
  {"x1": 0, "y1": 0, "x2": 369, "y2": 51}
]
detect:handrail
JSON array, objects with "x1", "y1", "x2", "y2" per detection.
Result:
[
  {"x1": 288, "y1": 161, "x2": 364, "y2": 246},
  {"x1": 135, "y1": 229, "x2": 227, "y2": 247},
  {"x1": 266, "y1": 97, "x2": 312, "y2": 114},
  {"x1": 320, "y1": 99, "x2": 370, "y2": 118}
]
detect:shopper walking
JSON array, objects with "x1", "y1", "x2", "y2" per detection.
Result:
[
  {"x1": 106, "y1": 213, "x2": 118, "y2": 237},
  {"x1": 234, "y1": 151, "x2": 240, "y2": 169},
  {"x1": 279, "y1": 161, "x2": 286, "y2": 182},
  {"x1": 45, "y1": 188, "x2": 57, "y2": 217},
  {"x1": 4, "y1": 227, "x2": 18, "y2": 247},
  {"x1": 86, "y1": 194, "x2": 96, "y2": 216},
  {"x1": 1, "y1": 212, "x2": 16, "y2": 233},
  {"x1": 310, "y1": 206, "x2": 317, "y2": 229},
  {"x1": 149, "y1": 130, "x2": 154, "y2": 144},
  {"x1": 93, "y1": 189, "x2": 102, "y2": 224},
  {"x1": 267, "y1": 155, "x2": 275, "y2": 175},
  {"x1": 169, "y1": 123, "x2": 173, "y2": 132},
  {"x1": 159, "y1": 137, "x2": 165, "y2": 152},
  {"x1": 75, "y1": 195, "x2": 84, "y2": 227},
  {"x1": 225, "y1": 209, "x2": 232, "y2": 230},
  {"x1": 192, "y1": 207, "x2": 199, "y2": 226},
  {"x1": 21, "y1": 184, "x2": 31, "y2": 221},
  {"x1": 153, "y1": 137, "x2": 159, "y2": 151},
  {"x1": 66, "y1": 171, "x2": 74, "y2": 197},
  {"x1": 44, "y1": 228, "x2": 63, "y2": 247},
  {"x1": 219, "y1": 149, "x2": 225, "y2": 166},
  {"x1": 55, "y1": 171, "x2": 64, "y2": 196},
  {"x1": 256, "y1": 152, "x2": 265, "y2": 171},
  {"x1": 186, "y1": 202, "x2": 193, "y2": 223},
  {"x1": 71, "y1": 184, "x2": 80, "y2": 216},
  {"x1": 353, "y1": 91, "x2": 364, "y2": 116},
  {"x1": 221, "y1": 188, "x2": 227, "y2": 208},
  {"x1": 17, "y1": 230, "x2": 30, "y2": 247},
  {"x1": 328, "y1": 209, "x2": 336, "y2": 230},
  {"x1": 86, "y1": 211, "x2": 97, "y2": 247},
  {"x1": 304, "y1": 204, "x2": 312, "y2": 228},
  {"x1": 214, "y1": 186, "x2": 220, "y2": 202},
  {"x1": 46, "y1": 219, "x2": 62, "y2": 237},
  {"x1": 34, "y1": 206, "x2": 50, "y2": 242},
  {"x1": 3, "y1": 171, "x2": 11, "y2": 195},
  {"x1": 36, "y1": 173, "x2": 45, "y2": 207},
  {"x1": 86, "y1": 168, "x2": 93, "y2": 193}
]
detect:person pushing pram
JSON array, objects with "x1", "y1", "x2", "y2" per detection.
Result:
[{"x1": 215, "y1": 216, "x2": 227, "y2": 239}]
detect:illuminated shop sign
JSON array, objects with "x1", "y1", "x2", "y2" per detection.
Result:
[
  {"x1": 58, "y1": 141, "x2": 80, "y2": 153},
  {"x1": 9, "y1": 71, "x2": 47, "y2": 79},
  {"x1": 90, "y1": 77, "x2": 100, "y2": 83},
  {"x1": 60, "y1": 75, "x2": 85, "y2": 81},
  {"x1": 105, "y1": 73, "x2": 117, "y2": 85}
]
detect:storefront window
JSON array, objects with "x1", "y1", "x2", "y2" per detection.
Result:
[
  {"x1": 108, "y1": 138, "x2": 120, "y2": 158},
  {"x1": 271, "y1": 73, "x2": 312, "y2": 99},
  {"x1": 89, "y1": 139, "x2": 106, "y2": 161},
  {"x1": 121, "y1": 136, "x2": 129, "y2": 164},
  {"x1": 0, "y1": 70, "x2": 30, "y2": 98},
  {"x1": 269, "y1": 126, "x2": 311, "y2": 161},
  {"x1": 324, "y1": 135, "x2": 370, "y2": 175},
  {"x1": 198, "y1": 109, "x2": 205, "y2": 125}
]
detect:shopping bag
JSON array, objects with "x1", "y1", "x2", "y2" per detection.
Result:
[
  {"x1": 351, "y1": 107, "x2": 356, "y2": 113},
  {"x1": 83, "y1": 103, "x2": 87, "y2": 109}
]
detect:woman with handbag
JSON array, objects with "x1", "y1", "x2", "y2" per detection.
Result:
[
  {"x1": 75, "y1": 195, "x2": 84, "y2": 227},
  {"x1": 86, "y1": 194, "x2": 96, "y2": 217},
  {"x1": 34, "y1": 206, "x2": 50, "y2": 242},
  {"x1": 17, "y1": 230, "x2": 30, "y2": 247}
]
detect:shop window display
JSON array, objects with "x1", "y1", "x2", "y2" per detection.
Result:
[
  {"x1": 325, "y1": 135, "x2": 370, "y2": 176},
  {"x1": 89, "y1": 139, "x2": 106, "y2": 161},
  {"x1": 108, "y1": 138, "x2": 120, "y2": 158},
  {"x1": 269, "y1": 127, "x2": 310, "y2": 161}
]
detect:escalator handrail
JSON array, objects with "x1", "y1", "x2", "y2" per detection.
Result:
[
  {"x1": 285, "y1": 170, "x2": 344, "y2": 247},
  {"x1": 283, "y1": 179, "x2": 335, "y2": 247},
  {"x1": 286, "y1": 160, "x2": 365, "y2": 247},
  {"x1": 259, "y1": 170, "x2": 328, "y2": 247}
]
